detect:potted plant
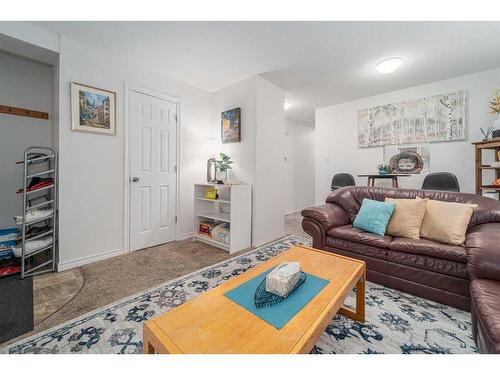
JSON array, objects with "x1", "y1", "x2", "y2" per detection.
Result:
[
  {"x1": 377, "y1": 163, "x2": 391, "y2": 175},
  {"x1": 215, "y1": 153, "x2": 233, "y2": 183}
]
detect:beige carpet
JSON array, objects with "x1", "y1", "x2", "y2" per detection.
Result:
[{"x1": 1, "y1": 212, "x2": 309, "y2": 347}]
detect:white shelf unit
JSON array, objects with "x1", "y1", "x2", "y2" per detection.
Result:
[{"x1": 193, "y1": 183, "x2": 252, "y2": 254}]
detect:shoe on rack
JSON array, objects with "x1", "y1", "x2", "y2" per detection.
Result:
[
  {"x1": 0, "y1": 266, "x2": 21, "y2": 277},
  {"x1": 17, "y1": 177, "x2": 54, "y2": 194},
  {"x1": 12, "y1": 237, "x2": 53, "y2": 258},
  {"x1": 26, "y1": 225, "x2": 52, "y2": 238},
  {"x1": 14, "y1": 208, "x2": 54, "y2": 225}
]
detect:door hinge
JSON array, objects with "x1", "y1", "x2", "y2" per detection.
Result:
[
  {"x1": 174, "y1": 165, "x2": 177, "y2": 173},
  {"x1": 175, "y1": 114, "x2": 178, "y2": 122},
  {"x1": 175, "y1": 216, "x2": 178, "y2": 223}
]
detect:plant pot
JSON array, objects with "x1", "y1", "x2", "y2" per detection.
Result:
[
  {"x1": 216, "y1": 170, "x2": 227, "y2": 183},
  {"x1": 378, "y1": 169, "x2": 390, "y2": 175}
]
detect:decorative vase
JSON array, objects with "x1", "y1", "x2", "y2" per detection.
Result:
[
  {"x1": 216, "y1": 170, "x2": 227, "y2": 183},
  {"x1": 207, "y1": 158, "x2": 216, "y2": 183}
]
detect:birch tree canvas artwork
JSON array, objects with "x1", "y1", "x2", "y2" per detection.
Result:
[{"x1": 358, "y1": 91, "x2": 468, "y2": 148}]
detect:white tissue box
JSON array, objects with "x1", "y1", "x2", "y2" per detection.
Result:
[{"x1": 265, "y1": 261, "x2": 301, "y2": 297}]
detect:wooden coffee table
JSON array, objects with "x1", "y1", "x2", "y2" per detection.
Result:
[{"x1": 143, "y1": 244, "x2": 365, "y2": 354}]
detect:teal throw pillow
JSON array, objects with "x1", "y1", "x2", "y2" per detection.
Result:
[{"x1": 353, "y1": 198, "x2": 396, "y2": 236}]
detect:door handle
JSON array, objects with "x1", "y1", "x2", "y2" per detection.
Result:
[{"x1": 131, "y1": 177, "x2": 139, "y2": 183}]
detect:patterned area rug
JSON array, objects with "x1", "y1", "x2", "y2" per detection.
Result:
[{"x1": 2, "y1": 236, "x2": 477, "y2": 354}]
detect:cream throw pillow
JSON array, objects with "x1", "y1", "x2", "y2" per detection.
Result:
[
  {"x1": 385, "y1": 198, "x2": 427, "y2": 239},
  {"x1": 418, "y1": 197, "x2": 476, "y2": 245}
]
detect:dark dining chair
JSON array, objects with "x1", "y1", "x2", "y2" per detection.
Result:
[
  {"x1": 331, "y1": 173, "x2": 356, "y2": 191},
  {"x1": 421, "y1": 172, "x2": 460, "y2": 192}
]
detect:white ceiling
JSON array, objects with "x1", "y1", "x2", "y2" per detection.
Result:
[{"x1": 33, "y1": 21, "x2": 500, "y2": 127}]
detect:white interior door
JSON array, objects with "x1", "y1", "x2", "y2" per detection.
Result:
[{"x1": 129, "y1": 90, "x2": 177, "y2": 251}]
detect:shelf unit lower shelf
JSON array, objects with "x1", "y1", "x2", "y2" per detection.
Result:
[
  {"x1": 193, "y1": 234, "x2": 230, "y2": 251},
  {"x1": 479, "y1": 186, "x2": 500, "y2": 191},
  {"x1": 197, "y1": 212, "x2": 231, "y2": 223}
]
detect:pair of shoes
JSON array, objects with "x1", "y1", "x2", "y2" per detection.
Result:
[
  {"x1": 14, "y1": 209, "x2": 54, "y2": 225},
  {"x1": 12, "y1": 237, "x2": 53, "y2": 258}
]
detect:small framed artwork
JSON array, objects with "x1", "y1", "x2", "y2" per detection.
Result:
[
  {"x1": 221, "y1": 107, "x2": 241, "y2": 143},
  {"x1": 71, "y1": 82, "x2": 116, "y2": 135}
]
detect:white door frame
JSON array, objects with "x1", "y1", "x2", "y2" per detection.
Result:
[{"x1": 123, "y1": 83, "x2": 181, "y2": 253}]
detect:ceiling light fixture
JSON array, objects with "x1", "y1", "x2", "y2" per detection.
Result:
[
  {"x1": 284, "y1": 101, "x2": 292, "y2": 110},
  {"x1": 376, "y1": 57, "x2": 402, "y2": 74}
]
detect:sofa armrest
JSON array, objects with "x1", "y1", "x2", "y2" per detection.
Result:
[
  {"x1": 301, "y1": 203, "x2": 349, "y2": 231},
  {"x1": 466, "y1": 223, "x2": 500, "y2": 281}
]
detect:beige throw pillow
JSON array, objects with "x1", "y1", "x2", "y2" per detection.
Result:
[
  {"x1": 385, "y1": 198, "x2": 427, "y2": 239},
  {"x1": 418, "y1": 198, "x2": 476, "y2": 245}
]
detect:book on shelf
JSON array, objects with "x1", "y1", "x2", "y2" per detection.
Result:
[{"x1": 199, "y1": 221, "x2": 219, "y2": 237}]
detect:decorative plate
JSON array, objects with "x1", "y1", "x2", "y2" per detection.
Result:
[
  {"x1": 254, "y1": 272, "x2": 307, "y2": 308},
  {"x1": 389, "y1": 151, "x2": 424, "y2": 174}
]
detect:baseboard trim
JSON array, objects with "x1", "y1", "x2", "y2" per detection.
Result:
[
  {"x1": 177, "y1": 232, "x2": 193, "y2": 241},
  {"x1": 57, "y1": 248, "x2": 124, "y2": 272}
]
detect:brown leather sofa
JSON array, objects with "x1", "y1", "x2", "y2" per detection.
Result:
[
  {"x1": 301, "y1": 186, "x2": 500, "y2": 314},
  {"x1": 468, "y1": 223, "x2": 500, "y2": 353}
]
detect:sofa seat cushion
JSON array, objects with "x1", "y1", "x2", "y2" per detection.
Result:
[
  {"x1": 325, "y1": 237, "x2": 388, "y2": 265},
  {"x1": 387, "y1": 249, "x2": 469, "y2": 278},
  {"x1": 388, "y1": 237, "x2": 467, "y2": 264},
  {"x1": 471, "y1": 279, "x2": 500, "y2": 348},
  {"x1": 327, "y1": 225, "x2": 392, "y2": 249}
]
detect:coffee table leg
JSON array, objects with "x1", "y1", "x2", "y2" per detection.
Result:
[
  {"x1": 338, "y1": 274, "x2": 365, "y2": 323},
  {"x1": 143, "y1": 333, "x2": 155, "y2": 354}
]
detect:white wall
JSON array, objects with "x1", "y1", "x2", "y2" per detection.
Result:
[
  {"x1": 212, "y1": 77, "x2": 257, "y2": 185},
  {"x1": 1, "y1": 25, "x2": 286, "y2": 269},
  {"x1": 0, "y1": 51, "x2": 54, "y2": 228},
  {"x1": 212, "y1": 76, "x2": 285, "y2": 247},
  {"x1": 55, "y1": 35, "x2": 213, "y2": 269},
  {"x1": 254, "y1": 76, "x2": 285, "y2": 245},
  {"x1": 315, "y1": 67, "x2": 500, "y2": 204},
  {"x1": 0, "y1": 22, "x2": 60, "y2": 54},
  {"x1": 284, "y1": 120, "x2": 315, "y2": 214}
]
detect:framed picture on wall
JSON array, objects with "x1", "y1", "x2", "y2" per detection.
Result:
[
  {"x1": 221, "y1": 107, "x2": 241, "y2": 143},
  {"x1": 71, "y1": 82, "x2": 116, "y2": 135}
]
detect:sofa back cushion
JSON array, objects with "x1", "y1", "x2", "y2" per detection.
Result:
[
  {"x1": 419, "y1": 198, "x2": 476, "y2": 245},
  {"x1": 352, "y1": 198, "x2": 395, "y2": 236},
  {"x1": 385, "y1": 197, "x2": 427, "y2": 239},
  {"x1": 327, "y1": 186, "x2": 500, "y2": 229}
]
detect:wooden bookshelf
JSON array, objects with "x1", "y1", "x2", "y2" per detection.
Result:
[{"x1": 473, "y1": 140, "x2": 500, "y2": 197}]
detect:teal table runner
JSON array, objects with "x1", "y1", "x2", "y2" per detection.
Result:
[{"x1": 224, "y1": 268, "x2": 329, "y2": 329}]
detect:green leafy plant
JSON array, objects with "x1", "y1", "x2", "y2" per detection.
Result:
[
  {"x1": 377, "y1": 163, "x2": 391, "y2": 172},
  {"x1": 216, "y1": 153, "x2": 233, "y2": 172}
]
